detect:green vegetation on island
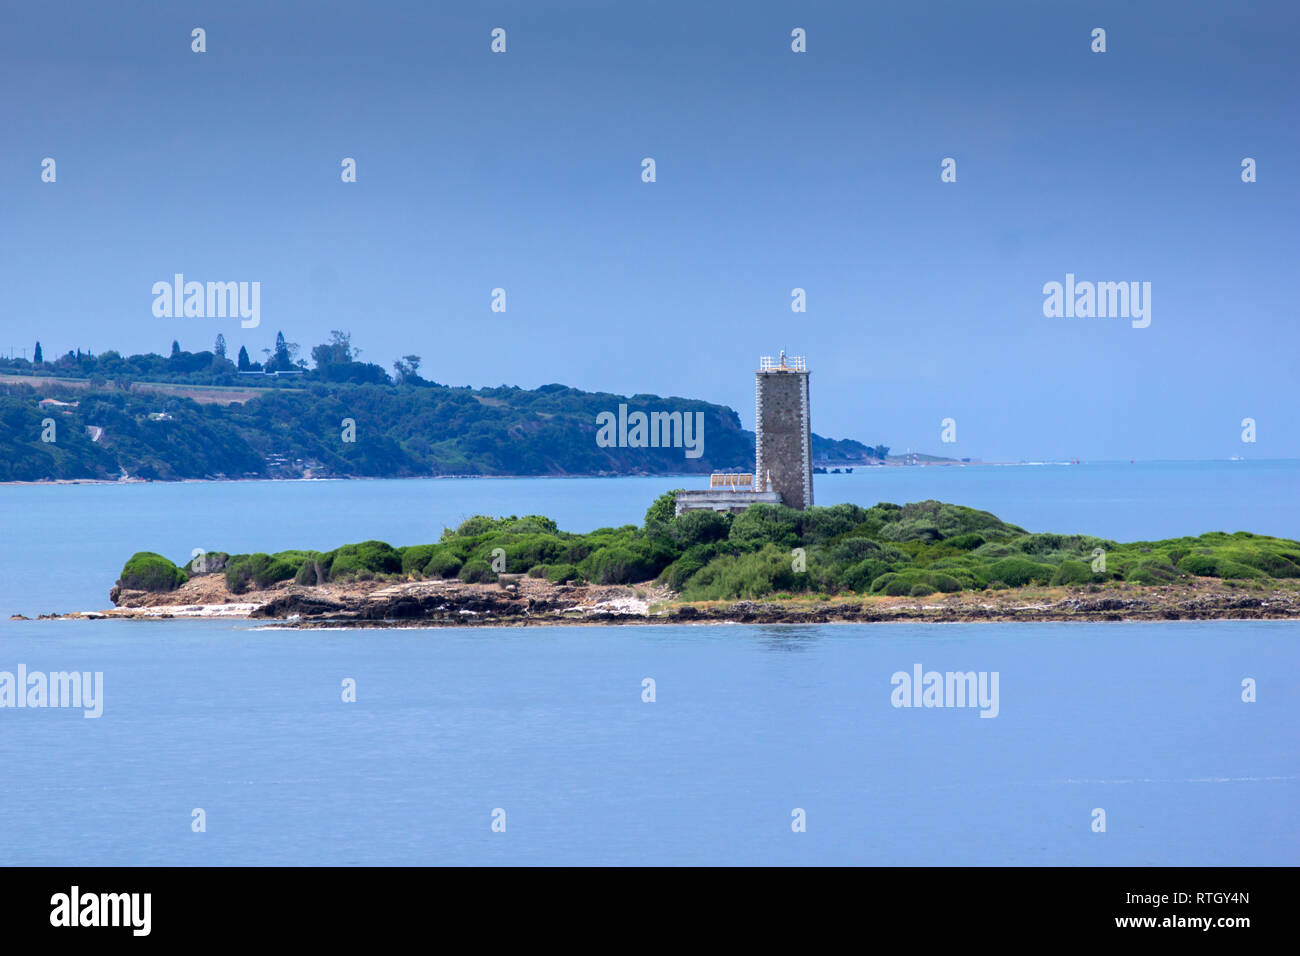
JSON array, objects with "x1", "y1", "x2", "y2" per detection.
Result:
[
  {"x1": 116, "y1": 495, "x2": 1300, "y2": 601},
  {"x1": 117, "y1": 552, "x2": 191, "y2": 592}
]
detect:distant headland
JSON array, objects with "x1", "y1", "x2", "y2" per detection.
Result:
[{"x1": 0, "y1": 334, "x2": 934, "y2": 482}]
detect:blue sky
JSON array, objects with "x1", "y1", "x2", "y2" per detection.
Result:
[{"x1": 2, "y1": 0, "x2": 1296, "y2": 460}]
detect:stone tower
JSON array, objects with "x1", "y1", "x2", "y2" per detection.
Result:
[{"x1": 754, "y1": 352, "x2": 813, "y2": 510}]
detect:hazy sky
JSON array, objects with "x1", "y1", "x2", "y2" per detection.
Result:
[{"x1": 2, "y1": 0, "x2": 1296, "y2": 460}]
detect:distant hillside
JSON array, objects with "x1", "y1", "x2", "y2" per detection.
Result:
[
  {"x1": 0, "y1": 334, "x2": 901, "y2": 481},
  {"x1": 0, "y1": 378, "x2": 884, "y2": 482}
]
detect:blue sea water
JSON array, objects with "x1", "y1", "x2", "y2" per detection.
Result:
[{"x1": 1, "y1": 461, "x2": 1297, "y2": 865}]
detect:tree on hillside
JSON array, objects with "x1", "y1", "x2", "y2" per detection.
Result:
[
  {"x1": 311, "y1": 330, "x2": 358, "y2": 368},
  {"x1": 170, "y1": 340, "x2": 181, "y2": 358},
  {"x1": 393, "y1": 354, "x2": 422, "y2": 384},
  {"x1": 214, "y1": 333, "x2": 227, "y2": 359},
  {"x1": 263, "y1": 331, "x2": 299, "y2": 372},
  {"x1": 308, "y1": 331, "x2": 387, "y2": 384},
  {"x1": 237, "y1": 345, "x2": 251, "y2": 371},
  {"x1": 33, "y1": 342, "x2": 42, "y2": 363},
  {"x1": 872, "y1": 445, "x2": 890, "y2": 460}
]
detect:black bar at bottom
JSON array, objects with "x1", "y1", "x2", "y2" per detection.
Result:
[{"x1": 0, "y1": 866, "x2": 1280, "y2": 941}]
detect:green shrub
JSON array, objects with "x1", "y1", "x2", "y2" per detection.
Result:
[
  {"x1": 558, "y1": 540, "x2": 595, "y2": 564},
  {"x1": 1016, "y1": 533, "x2": 1093, "y2": 557},
  {"x1": 728, "y1": 504, "x2": 800, "y2": 552},
  {"x1": 880, "y1": 519, "x2": 942, "y2": 543},
  {"x1": 269, "y1": 549, "x2": 319, "y2": 570},
  {"x1": 1125, "y1": 560, "x2": 1179, "y2": 585},
  {"x1": 946, "y1": 533, "x2": 986, "y2": 551},
  {"x1": 327, "y1": 540, "x2": 401, "y2": 579},
  {"x1": 926, "y1": 572, "x2": 962, "y2": 593},
  {"x1": 503, "y1": 534, "x2": 566, "y2": 570},
  {"x1": 838, "y1": 558, "x2": 895, "y2": 593},
  {"x1": 545, "y1": 563, "x2": 581, "y2": 583},
  {"x1": 797, "y1": 504, "x2": 868, "y2": 544},
  {"x1": 681, "y1": 544, "x2": 800, "y2": 601},
  {"x1": 294, "y1": 558, "x2": 324, "y2": 586},
  {"x1": 660, "y1": 543, "x2": 720, "y2": 591},
  {"x1": 672, "y1": 509, "x2": 730, "y2": 548},
  {"x1": 118, "y1": 552, "x2": 188, "y2": 592},
  {"x1": 583, "y1": 545, "x2": 657, "y2": 585},
  {"x1": 1051, "y1": 560, "x2": 1094, "y2": 586},
  {"x1": 872, "y1": 574, "x2": 914, "y2": 596},
  {"x1": 941, "y1": 567, "x2": 986, "y2": 590},
  {"x1": 868, "y1": 570, "x2": 923, "y2": 596},
  {"x1": 502, "y1": 515, "x2": 559, "y2": 535},
  {"x1": 449, "y1": 516, "x2": 499, "y2": 538},
  {"x1": 877, "y1": 500, "x2": 1021, "y2": 543},
  {"x1": 1216, "y1": 560, "x2": 1267, "y2": 580},
  {"x1": 1230, "y1": 549, "x2": 1300, "y2": 578},
  {"x1": 1178, "y1": 554, "x2": 1220, "y2": 576},
  {"x1": 870, "y1": 568, "x2": 962, "y2": 595},
  {"x1": 643, "y1": 490, "x2": 681, "y2": 528},
  {"x1": 225, "y1": 553, "x2": 298, "y2": 593},
  {"x1": 400, "y1": 544, "x2": 440, "y2": 575},
  {"x1": 245, "y1": 553, "x2": 298, "y2": 589},
  {"x1": 985, "y1": 557, "x2": 1053, "y2": 587},
  {"x1": 458, "y1": 558, "x2": 494, "y2": 583},
  {"x1": 186, "y1": 550, "x2": 228, "y2": 574},
  {"x1": 828, "y1": 537, "x2": 906, "y2": 565},
  {"x1": 1176, "y1": 553, "x2": 1267, "y2": 580},
  {"x1": 423, "y1": 549, "x2": 463, "y2": 579}
]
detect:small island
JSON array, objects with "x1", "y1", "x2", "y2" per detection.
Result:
[{"x1": 43, "y1": 494, "x2": 1300, "y2": 626}]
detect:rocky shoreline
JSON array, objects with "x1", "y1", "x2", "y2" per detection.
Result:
[{"x1": 18, "y1": 573, "x2": 1300, "y2": 627}]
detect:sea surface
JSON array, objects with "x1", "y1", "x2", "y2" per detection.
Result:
[{"x1": 1, "y1": 460, "x2": 1297, "y2": 865}]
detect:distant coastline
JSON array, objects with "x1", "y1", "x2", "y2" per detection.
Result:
[
  {"x1": 2, "y1": 368, "x2": 903, "y2": 483},
  {"x1": 1, "y1": 457, "x2": 1287, "y2": 489}
]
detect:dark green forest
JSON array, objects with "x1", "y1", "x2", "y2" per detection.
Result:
[{"x1": 0, "y1": 334, "x2": 883, "y2": 481}]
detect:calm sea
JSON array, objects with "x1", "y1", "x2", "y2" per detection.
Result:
[{"x1": 1, "y1": 461, "x2": 1297, "y2": 864}]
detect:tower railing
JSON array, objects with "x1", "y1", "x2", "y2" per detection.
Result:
[
  {"x1": 709, "y1": 473, "x2": 755, "y2": 491},
  {"x1": 759, "y1": 355, "x2": 807, "y2": 371}
]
